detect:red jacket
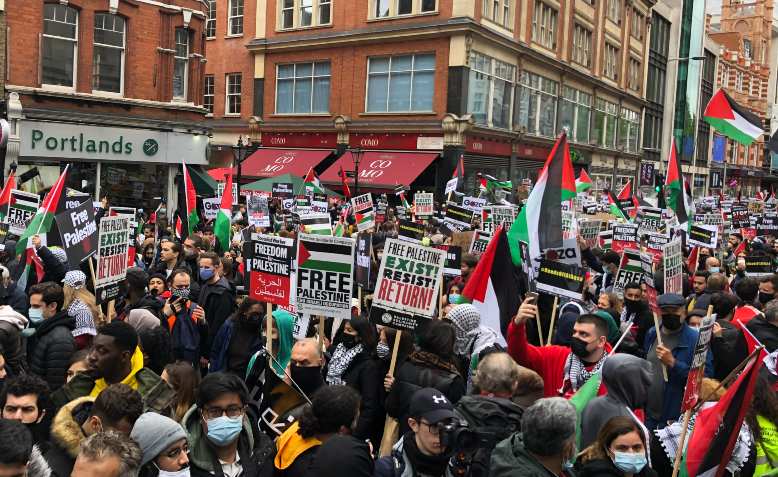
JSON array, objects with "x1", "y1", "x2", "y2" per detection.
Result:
[{"x1": 506, "y1": 320, "x2": 608, "y2": 398}]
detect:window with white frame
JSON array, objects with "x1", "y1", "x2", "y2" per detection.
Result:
[
  {"x1": 204, "y1": 75, "x2": 215, "y2": 113},
  {"x1": 206, "y1": 0, "x2": 217, "y2": 38},
  {"x1": 630, "y1": 10, "x2": 643, "y2": 39},
  {"x1": 558, "y1": 86, "x2": 591, "y2": 143},
  {"x1": 618, "y1": 107, "x2": 640, "y2": 153},
  {"x1": 515, "y1": 70, "x2": 558, "y2": 137},
  {"x1": 280, "y1": 0, "x2": 332, "y2": 28},
  {"x1": 628, "y1": 58, "x2": 641, "y2": 92},
  {"x1": 226, "y1": 73, "x2": 242, "y2": 115},
  {"x1": 366, "y1": 54, "x2": 435, "y2": 113},
  {"x1": 276, "y1": 62, "x2": 331, "y2": 114},
  {"x1": 572, "y1": 24, "x2": 592, "y2": 68},
  {"x1": 531, "y1": 1, "x2": 557, "y2": 50},
  {"x1": 603, "y1": 43, "x2": 619, "y2": 81},
  {"x1": 173, "y1": 28, "x2": 189, "y2": 100},
  {"x1": 42, "y1": 4, "x2": 78, "y2": 87},
  {"x1": 592, "y1": 98, "x2": 618, "y2": 148},
  {"x1": 228, "y1": 0, "x2": 244, "y2": 35},
  {"x1": 736, "y1": 71, "x2": 743, "y2": 92},
  {"x1": 370, "y1": 0, "x2": 436, "y2": 19},
  {"x1": 743, "y1": 39, "x2": 752, "y2": 59},
  {"x1": 92, "y1": 13, "x2": 125, "y2": 94},
  {"x1": 606, "y1": 0, "x2": 620, "y2": 22},
  {"x1": 482, "y1": 0, "x2": 512, "y2": 28},
  {"x1": 721, "y1": 64, "x2": 729, "y2": 86},
  {"x1": 467, "y1": 52, "x2": 515, "y2": 129}
]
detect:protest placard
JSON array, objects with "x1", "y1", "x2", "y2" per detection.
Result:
[
  {"x1": 681, "y1": 314, "x2": 715, "y2": 411},
  {"x1": 611, "y1": 223, "x2": 639, "y2": 254},
  {"x1": 398, "y1": 219, "x2": 425, "y2": 243},
  {"x1": 6, "y1": 190, "x2": 39, "y2": 236},
  {"x1": 482, "y1": 206, "x2": 515, "y2": 233},
  {"x1": 598, "y1": 230, "x2": 612, "y2": 249},
  {"x1": 536, "y1": 259, "x2": 585, "y2": 300},
  {"x1": 55, "y1": 200, "x2": 98, "y2": 269},
  {"x1": 245, "y1": 234, "x2": 294, "y2": 306},
  {"x1": 201, "y1": 197, "x2": 219, "y2": 221},
  {"x1": 217, "y1": 181, "x2": 238, "y2": 205},
  {"x1": 640, "y1": 252, "x2": 655, "y2": 288},
  {"x1": 613, "y1": 249, "x2": 644, "y2": 296},
  {"x1": 579, "y1": 220, "x2": 601, "y2": 248},
  {"x1": 687, "y1": 223, "x2": 719, "y2": 248},
  {"x1": 272, "y1": 182, "x2": 294, "y2": 199},
  {"x1": 663, "y1": 239, "x2": 683, "y2": 294},
  {"x1": 445, "y1": 177, "x2": 458, "y2": 195},
  {"x1": 469, "y1": 230, "x2": 491, "y2": 254},
  {"x1": 637, "y1": 207, "x2": 664, "y2": 235},
  {"x1": 371, "y1": 238, "x2": 445, "y2": 331},
  {"x1": 444, "y1": 204, "x2": 474, "y2": 230},
  {"x1": 731, "y1": 206, "x2": 749, "y2": 228},
  {"x1": 414, "y1": 193, "x2": 434, "y2": 217},
  {"x1": 436, "y1": 244, "x2": 462, "y2": 277},
  {"x1": 95, "y1": 215, "x2": 130, "y2": 303},
  {"x1": 248, "y1": 195, "x2": 270, "y2": 228},
  {"x1": 541, "y1": 237, "x2": 581, "y2": 267},
  {"x1": 299, "y1": 213, "x2": 331, "y2": 235},
  {"x1": 461, "y1": 196, "x2": 487, "y2": 213},
  {"x1": 745, "y1": 255, "x2": 773, "y2": 277},
  {"x1": 296, "y1": 234, "x2": 354, "y2": 319},
  {"x1": 756, "y1": 215, "x2": 778, "y2": 236},
  {"x1": 311, "y1": 193, "x2": 328, "y2": 214},
  {"x1": 355, "y1": 232, "x2": 372, "y2": 289},
  {"x1": 351, "y1": 193, "x2": 375, "y2": 232}
]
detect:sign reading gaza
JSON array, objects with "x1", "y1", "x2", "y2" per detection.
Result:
[{"x1": 246, "y1": 234, "x2": 294, "y2": 306}]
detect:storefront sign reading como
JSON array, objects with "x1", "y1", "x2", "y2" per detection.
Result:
[{"x1": 19, "y1": 120, "x2": 208, "y2": 165}]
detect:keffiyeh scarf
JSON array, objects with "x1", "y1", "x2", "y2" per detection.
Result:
[
  {"x1": 69, "y1": 299, "x2": 96, "y2": 337},
  {"x1": 326, "y1": 343, "x2": 363, "y2": 385},
  {"x1": 561, "y1": 351, "x2": 607, "y2": 393}
]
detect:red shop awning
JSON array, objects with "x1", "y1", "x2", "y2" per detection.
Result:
[
  {"x1": 320, "y1": 151, "x2": 439, "y2": 189},
  {"x1": 240, "y1": 148, "x2": 332, "y2": 178}
]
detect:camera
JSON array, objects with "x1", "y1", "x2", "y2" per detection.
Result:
[{"x1": 439, "y1": 419, "x2": 496, "y2": 453}]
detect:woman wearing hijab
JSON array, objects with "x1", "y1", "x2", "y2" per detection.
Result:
[
  {"x1": 446, "y1": 304, "x2": 499, "y2": 381},
  {"x1": 245, "y1": 308, "x2": 295, "y2": 402}
]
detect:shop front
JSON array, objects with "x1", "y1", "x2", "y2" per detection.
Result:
[{"x1": 17, "y1": 120, "x2": 208, "y2": 213}]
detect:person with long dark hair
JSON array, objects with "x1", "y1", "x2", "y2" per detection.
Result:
[
  {"x1": 209, "y1": 298, "x2": 264, "y2": 377},
  {"x1": 578, "y1": 416, "x2": 657, "y2": 477},
  {"x1": 746, "y1": 372, "x2": 778, "y2": 476}
]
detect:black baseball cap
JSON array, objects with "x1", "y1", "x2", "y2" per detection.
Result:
[
  {"x1": 657, "y1": 293, "x2": 685, "y2": 308},
  {"x1": 408, "y1": 388, "x2": 455, "y2": 424}
]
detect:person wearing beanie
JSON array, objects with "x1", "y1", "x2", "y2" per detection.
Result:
[{"x1": 131, "y1": 412, "x2": 190, "y2": 477}]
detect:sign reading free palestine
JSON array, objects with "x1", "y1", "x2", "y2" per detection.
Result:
[{"x1": 19, "y1": 120, "x2": 208, "y2": 165}]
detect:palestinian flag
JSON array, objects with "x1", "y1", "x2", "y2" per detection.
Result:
[
  {"x1": 214, "y1": 172, "x2": 233, "y2": 253},
  {"x1": 300, "y1": 214, "x2": 332, "y2": 235},
  {"x1": 452, "y1": 154, "x2": 465, "y2": 179},
  {"x1": 333, "y1": 220, "x2": 345, "y2": 237},
  {"x1": 703, "y1": 89, "x2": 763, "y2": 146},
  {"x1": 687, "y1": 246, "x2": 699, "y2": 277},
  {"x1": 508, "y1": 131, "x2": 576, "y2": 267},
  {"x1": 182, "y1": 164, "x2": 199, "y2": 239},
  {"x1": 297, "y1": 235, "x2": 353, "y2": 274},
  {"x1": 462, "y1": 226, "x2": 521, "y2": 338},
  {"x1": 356, "y1": 210, "x2": 374, "y2": 229},
  {"x1": 174, "y1": 216, "x2": 183, "y2": 240},
  {"x1": 617, "y1": 180, "x2": 639, "y2": 219},
  {"x1": 0, "y1": 171, "x2": 15, "y2": 221},
  {"x1": 665, "y1": 139, "x2": 690, "y2": 227},
  {"x1": 479, "y1": 174, "x2": 512, "y2": 192},
  {"x1": 606, "y1": 190, "x2": 628, "y2": 221},
  {"x1": 570, "y1": 371, "x2": 602, "y2": 449},
  {"x1": 679, "y1": 350, "x2": 763, "y2": 477},
  {"x1": 303, "y1": 167, "x2": 323, "y2": 196},
  {"x1": 576, "y1": 169, "x2": 592, "y2": 194},
  {"x1": 338, "y1": 165, "x2": 352, "y2": 199},
  {"x1": 733, "y1": 239, "x2": 747, "y2": 257}
]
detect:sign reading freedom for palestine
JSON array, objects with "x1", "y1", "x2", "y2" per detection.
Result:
[{"x1": 246, "y1": 234, "x2": 294, "y2": 306}]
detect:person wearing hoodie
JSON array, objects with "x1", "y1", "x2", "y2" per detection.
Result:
[
  {"x1": 51, "y1": 321, "x2": 175, "y2": 415},
  {"x1": 27, "y1": 282, "x2": 75, "y2": 391},
  {"x1": 0, "y1": 300, "x2": 28, "y2": 375},
  {"x1": 490, "y1": 397, "x2": 578, "y2": 477},
  {"x1": 163, "y1": 269, "x2": 207, "y2": 366},
  {"x1": 130, "y1": 412, "x2": 190, "y2": 477},
  {"x1": 619, "y1": 283, "x2": 654, "y2": 350},
  {"x1": 210, "y1": 298, "x2": 265, "y2": 376},
  {"x1": 43, "y1": 383, "x2": 143, "y2": 477},
  {"x1": 197, "y1": 252, "x2": 237, "y2": 367},
  {"x1": 245, "y1": 308, "x2": 295, "y2": 403},
  {"x1": 579, "y1": 354, "x2": 652, "y2": 449},
  {"x1": 118, "y1": 268, "x2": 165, "y2": 331},
  {"x1": 0, "y1": 264, "x2": 28, "y2": 316},
  {"x1": 182, "y1": 372, "x2": 274, "y2": 477},
  {"x1": 274, "y1": 385, "x2": 360, "y2": 477},
  {"x1": 446, "y1": 304, "x2": 499, "y2": 383},
  {"x1": 0, "y1": 419, "x2": 52, "y2": 477}
]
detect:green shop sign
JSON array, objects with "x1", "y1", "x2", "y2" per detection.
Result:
[{"x1": 31, "y1": 129, "x2": 145, "y2": 155}]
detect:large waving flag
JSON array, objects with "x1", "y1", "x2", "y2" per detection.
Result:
[
  {"x1": 0, "y1": 170, "x2": 15, "y2": 222},
  {"x1": 182, "y1": 164, "x2": 199, "y2": 238},
  {"x1": 606, "y1": 189, "x2": 628, "y2": 221},
  {"x1": 576, "y1": 169, "x2": 592, "y2": 194},
  {"x1": 665, "y1": 139, "x2": 690, "y2": 227},
  {"x1": 617, "y1": 179, "x2": 639, "y2": 219},
  {"x1": 214, "y1": 172, "x2": 233, "y2": 253},
  {"x1": 338, "y1": 165, "x2": 352, "y2": 199},
  {"x1": 462, "y1": 227, "x2": 520, "y2": 338},
  {"x1": 303, "y1": 167, "x2": 323, "y2": 196},
  {"x1": 703, "y1": 89, "x2": 763, "y2": 146},
  {"x1": 509, "y1": 131, "x2": 576, "y2": 266}
]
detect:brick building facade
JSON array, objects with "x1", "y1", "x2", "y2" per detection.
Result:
[{"x1": 4, "y1": 0, "x2": 210, "y2": 212}]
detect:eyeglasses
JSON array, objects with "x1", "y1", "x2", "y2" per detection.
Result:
[
  {"x1": 420, "y1": 420, "x2": 442, "y2": 436},
  {"x1": 164, "y1": 443, "x2": 190, "y2": 459},
  {"x1": 202, "y1": 405, "x2": 245, "y2": 420}
]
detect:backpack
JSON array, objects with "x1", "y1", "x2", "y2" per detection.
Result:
[{"x1": 453, "y1": 397, "x2": 522, "y2": 477}]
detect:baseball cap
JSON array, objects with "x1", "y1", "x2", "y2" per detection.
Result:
[
  {"x1": 408, "y1": 388, "x2": 455, "y2": 424},
  {"x1": 657, "y1": 293, "x2": 685, "y2": 308}
]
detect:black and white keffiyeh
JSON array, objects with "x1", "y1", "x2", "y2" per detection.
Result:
[
  {"x1": 326, "y1": 343, "x2": 363, "y2": 385},
  {"x1": 561, "y1": 351, "x2": 607, "y2": 393},
  {"x1": 69, "y1": 299, "x2": 96, "y2": 337}
]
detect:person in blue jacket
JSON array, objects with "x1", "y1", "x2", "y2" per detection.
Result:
[
  {"x1": 209, "y1": 298, "x2": 265, "y2": 377},
  {"x1": 644, "y1": 293, "x2": 714, "y2": 430}
]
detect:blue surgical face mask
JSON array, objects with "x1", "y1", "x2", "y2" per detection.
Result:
[
  {"x1": 205, "y1": 415, "x2": 242, "y2": 446},
  {"x1": 448, "y1": 293, "x2": 462, "y2": 304},
  {"x1": 199, "y1": 268, "x2": 215, "y2": 282},
  {"x1": 709, "y1": 266, "x2": 720, "y2": 273},
  {"x1": 611, "y1": 451, "x2": 647, "y2": 474},
  {"x1": 28, "y1": 308, "x2": 44, "y2": 325}
]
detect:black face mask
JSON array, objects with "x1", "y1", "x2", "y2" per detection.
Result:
[
  {"x1": 758, "y1": 291, "x2": 774, "y2": 305},
  {"x1": 624, "y1": 299, "x2": 642, "y2": 312},
  {"x1": 290, "y1": 365, "x2": 324, "y2": 397},
  {"x1": 242, "y1": 313, "x2": 262, "y2": 329},
  {"x1": 662, "y1": 313, "x2": 682, "y2": 330},
  {"x1": 570, "y1": 337, "x2": 591, "y2": 359},
  {"x1": 340, "y1": 334, "x2": 359, "y2": 349},
  {"x1": 149, "y1": 288, "x2": 159, "y2": 297}
]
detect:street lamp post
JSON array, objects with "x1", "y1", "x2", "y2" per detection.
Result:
[
  {"x1": 232, "y1": 118, "x2": 262, "y2": 200},
  {"x1": 350, "y1": 147, "x2": 364, "y2": 197}
]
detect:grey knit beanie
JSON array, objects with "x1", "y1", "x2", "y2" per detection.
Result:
[{"x1": 130, "y1": 412, "x2": 187, "y2": 466}]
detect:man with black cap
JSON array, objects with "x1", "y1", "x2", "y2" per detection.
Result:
[
  {"x1": 643, "y1": 293, "x2": 714, "y2": 430},
  {"x1": 374, "y1": 387, "x2": 461, "y2": 477}
]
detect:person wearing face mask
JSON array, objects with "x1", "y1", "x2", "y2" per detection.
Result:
[
  {"x1": 643, "y1": 294, "x2": 714, "y2": 430},
  {"x1": 286, "y1": 338, "x2": 326, "y2": 399},
  {"x1": 197, "y1": 253, "x2": 237, "y2": 368},
  {"x1": 757, "y1": 275, "x2": 778, "y2": 309},
  {"x1": 619, "y1": 283, "x2": 654, "y2": 350},
  {"x1": 580, "y1": 354, "x2": 652, "y2": 450},
  {"x1": 183, "y1": 372, "x2": 274, "y2": 477},
  {"x1": 26, "y1": 281, "x2": 76, "y2": 391},
  {"x1": 578, "y1": 416, "x2": 657, "y2": 477},
  {"x1": 245, "y1": 308, "x2": 295, "y2": 403},
  {"x1": 491, "y1": 397, "x2": 578, "y2": 477},
  {"x1": 274, "y1": 385, "x2": 360, "y2": 477},
  {"x1": 164, "y1": 270, "x2": 207, "y2": 367},
  {"x1": 131, "y1": 412, "x2": 191, "y2": 477},
  {"x1": 209, "y1": 298, "x2": 264, "y2": 376}
]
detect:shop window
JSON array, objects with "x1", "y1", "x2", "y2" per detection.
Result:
[
  {"x1": 206, "y1": 0, "x2": 217, "y2": 38},
  {"x1": 226, "y1": 73, "x2": 242, "y2": 115},
  {"x1": 93, "y1": 14, "x2": 125, "y2": 95},
  {"x1": 467, "y1": 52, "x2": 515, "y2": 130},
  {"x1": 276, "y1": 61, "x2": 331, "y2": 114},
  {"x1": 229, "y1": 0, "x2": 244, "y2": 35},
  {"x1": 515, "y1": 70, "x2": 558, "y2": 137},
  {"x1": 173, "y1": 28, "x2": 189, "y2": 101},
  {"x1": 42, "y1": 4, "x2": 78, "y2": 88},
  {"x1": 100, "y1": 163, "x2": 169, "y2": 212},
  {"x1": 279, "y1": 0, "x2": 331, "y2": 29},
  {"x1": 369, "y1": 0, "x2": 437, "y2": 19},
  {"x1": 366, "y1": 54, "x2": 435, "y2": 113},
  {"x1": 204, "y1": 75, "x2": 215, "y2": 113}
]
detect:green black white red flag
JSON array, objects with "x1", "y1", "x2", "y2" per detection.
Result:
[{"x1": 703, "y1": 89, "x2": 763, "y2": 145}]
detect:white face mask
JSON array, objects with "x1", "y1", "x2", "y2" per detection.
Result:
[{"x1": 157, "y1": 467, "x2": 191, "y2": 477}]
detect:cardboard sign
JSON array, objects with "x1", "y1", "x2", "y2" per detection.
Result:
[
  {"x1": 579, "y1": 220, "x2": 601, "y2": 248},
  {"x1": 55, "y1": 200, "x2": 98, "y2": 269},
  {"x1": 612, "y1": 224, "x2": 639, "y2": 254},
  {"x1": 299, "y1": 213, "x2": 332, "y2": 236},
  {"x1": 95, "y1": 216, "x2": 130, "y2": 303},
  {"x1": 272, "y1": 182, "x2": 294, "y2": 199},
  {"x1": 413, "y1": 193, "x2": 434, "y2": 217},
  {"x1": 351, "y1": 194, "x2": 375, "y2": 232},
  {"x1": 248, "y1": 196, "x2": 271, "y2": 228},
  {"x1": 436, "y1": 244, "x2": 462, "y2": 277},
  {"x1": 637, "y1": 207, "x2": 664, "y2": 235},
  {"x1": 641, "y1": 252, "x2": 655, "y2": 288},
  {"x1": 687, "y1": 223, "x2": 719, "y2": 248},
  {"x1": 461, "y1": 196, "x2": 487, "y2": 213},
  {"x1": 296, "y1": 234, "x2": 355, "y2": 319},
  {"x1": 598, "y1": 230, "x2": 612, "y2": 250},
  {"x1": 482, "y1": 206, "x2": 515, "y2": 233},
  {"x1": 445, "y1": 177, "x2": 458, "y2": 194},
  {"x1": 536, "y1": 259, "x2": 585, "y2": 300},
  {"x1": 469, "y1": 230, "x2": 492, "y2": 254},
  {"x1": 217, "y1": 182, "x2": 239, "y2": 206},
  {"x1": 731, "y1": 206, "x2": 749, "y2": 229},
  {"x1": 745, "y1": 255, "x2": 773, "y2": 277},
  {"x1": 398, "y1": 219, "x2": 425, "y2": 243},
  {"x1": 6, "y1": 190, "x2": 40, "y2": 236},
  {"x1": 681, "y1": 315, "x2": 715, "y2": 411},
  {"x1": 756, "y1": 215, "x2": 778, "y2": 236},
  {"x1": 246, "y1": 234, "x2": 294, "y2": 306},
  {"x1": 663, "y1": 239, "x2": 684, "y2": 294},
  {"x1": 202, "y1": 197, "x2": 220, "y2": 221},
  {"x1": 613, "y1": 249, "x2": 644, "y2": 297},
  {"x1": 541, "y1": 237, "x2": 581, "y2": 267},
  {"x1": 355, "y1": 232, "x2": 372, "y2": 289},
  {"x1": 741, "y1": 228, "x2": 757, "y2": 241},
  {"x1": 444, "y1": 204, "x2": 474, "y2": 230},
  {"x1": 371, "y1": 238, "x2": 445, "y2": 330}
]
